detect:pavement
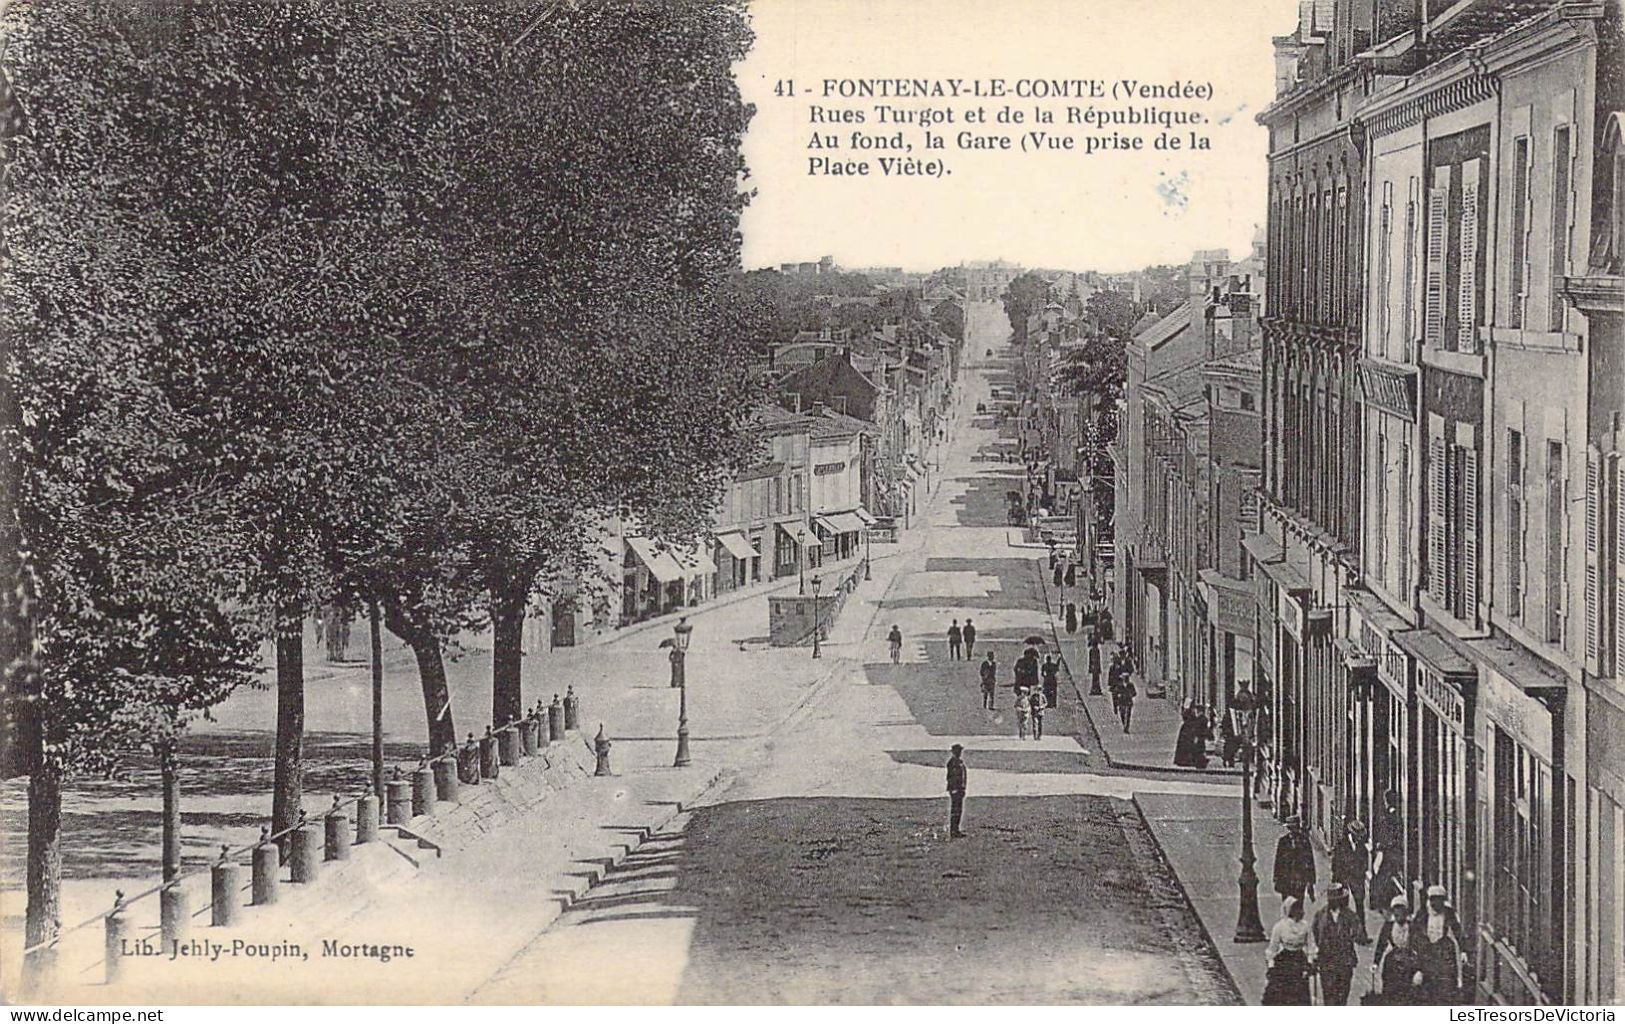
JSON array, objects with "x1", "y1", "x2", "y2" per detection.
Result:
[{"x1": 3, "y1": 300, "x2": 1384, "y2": 1004}]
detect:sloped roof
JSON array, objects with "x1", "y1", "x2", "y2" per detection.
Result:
[{"x1": 1134, "y1": 301, "x2": 1193, "y2": 351}]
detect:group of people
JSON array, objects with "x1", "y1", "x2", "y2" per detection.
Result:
[
  {"x1": 1171, "y1": 703, "x2": 1215, "y2": 768},
  {"x1": 975, "y1": 646, "x2": 1059, "y2": 740},
  {"x1": 1102, "y1": 646, "x2": 1137, "y2": 733},
  {"x1": 1264, "y1": 812, "x2": 1469, "y2": 1005},
  {"x1": 945, "y1": 618, "x2": 978, "y2": 660}
]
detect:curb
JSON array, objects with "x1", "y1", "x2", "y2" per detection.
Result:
[{"x1": 1127, "y1": 793, "x2": 1248, "y2": 1005}]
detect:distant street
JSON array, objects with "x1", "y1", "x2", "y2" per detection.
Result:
[{"x1": 472, "y1": 301, "x2": 1240, "y2": 1005}]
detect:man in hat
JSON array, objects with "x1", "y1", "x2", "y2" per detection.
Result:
[
  {"x1": 1415, "y1": 884, "x2": 1466, "y2": 1003},
  {"x1": 1312, "y1": 883, "x2": 1362, "y2": 1005},
  {"x1": 945, "y1": 744, "x2": 968, "y2": 838},
  {"x1": 978, "y1": 651, "x2": 998, "y2": 710},
  {"x1": 947, "y1": 619, "x2": 963, "y2": 661},
  {"x1": 962, "y1": 618, "x2": 977, "y2": 659},
  {"x1": 1331, "y1": 817, "x2": 1372, "y2": 942},
  {"x1": 1273, "y1": 814, "x2": 1317, "y2": 905}
]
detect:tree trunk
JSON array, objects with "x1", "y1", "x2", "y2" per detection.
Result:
[
  {"x1": 24, "y1": 758, "x2": 62, "y2": 956},
  {"x1": 370, "y1": 602, "x2": 384, "y2": 800},
  {"x1": 271, "y1": 602, "x2": 304, "y2": 849},
  {"x1": 160, "y1": 743, "x2": 181, "y2": 882},
  {"x1": 491, "y1": 584, "x2": 528, "y2": 730},
  {"x1": 380, "y1": 599, "x2": 456, "y2": 756},
  {"x1": 407, "y1": 635, "x2": 457, "y2": 756}
]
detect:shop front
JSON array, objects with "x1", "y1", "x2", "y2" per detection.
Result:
[
  {"x1": 1349, "y1": 589, "x2": 1415, "y2": 890},
  {"x1": 1469, "y1": 642, "x2": 1566, "y2": 1005},
  {"x1": 1256, "y1": 549, "x2": 1311, "y2": 821},
  {"x1": 1395, "y1": 628, "x2": 1478, "y2": 927}
]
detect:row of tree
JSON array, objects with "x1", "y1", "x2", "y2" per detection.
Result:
[{"x1": 1, "y1": 1, "x2": 764, "y2": 964}]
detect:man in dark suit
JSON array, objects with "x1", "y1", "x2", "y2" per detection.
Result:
[
  {"x1": 1274, "y1": 814, "x2": 1317, "y2": 905},
  {"x1": 946, "y1": 744, "x2": 968, "y2": 838},
  {"x1": 962, "y1": 618, "x2": 977, "y2": 658}
]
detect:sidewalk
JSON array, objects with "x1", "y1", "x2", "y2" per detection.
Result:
[{"x1": 1032, "y1": 565, "x2": 1239, "y2": 777}]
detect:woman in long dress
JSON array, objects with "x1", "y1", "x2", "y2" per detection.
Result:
[
  {"x1": 1263, "y1": 896, "x2": 1318, "y2": 1005},
  {"x1": 1369, "y1": 895, "x2": 1424, "y2": 1005}
]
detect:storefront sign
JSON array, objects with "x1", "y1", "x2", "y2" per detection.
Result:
[
  {"x1": 1480, "y1": 668, "x2": 1554, "y2": 762},
  {"x1": 1278, "y1": 588, "x2": 1304, "y2": 641},
  {"x1": 1417, "y1": 666, "x2": 1466, "y2": 729},
  {"x1": 1240, "y1": 489, "x2": 1261, "y2": 533},
  {"x1": 1216, "y1": 588, "x2": 1254, "y2": 637}
]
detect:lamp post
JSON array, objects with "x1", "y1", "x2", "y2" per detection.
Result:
[
  {"x1": 672, "y1": 617, "x2": 693, "y2": 767},
  {"x1": 810, "y1": 575, "x2": 823, "y2": 659},
  {"x1": 798, "y1": 528, "x2": 808, "y2": 595},
  {"x1": 1232, "y1": 685, "x2": 1266, "y2": 943},
  {"x1": 864, "y1": 526, "x2": 872, "y2": 580}
]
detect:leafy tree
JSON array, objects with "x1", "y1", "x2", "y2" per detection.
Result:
[
  {"x1": 1000, "y1": 271, "x2": 1050, "y2": 341},
  {"x1": 930, "y1": 299, "x2": 965, "y2": 342},
  {"x1": 1086, "y1": 289, "x2": 1140, "y2": 341}
]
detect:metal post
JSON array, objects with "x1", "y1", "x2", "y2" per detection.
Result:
[
  {"x1": 370, "y1": 601, "x2": 384, "y2": 800},
  {"x1": 1235, "y1": 743, "x2": 1266, "y2": 943},
  {"x1": 812, "y1": 596, "x2": 822, "y2": 659},
  {"x1": 674, "y1": 656, "x2": 691, "y2": 768},
  {"x1": 864, "y1": 528, "x2": 872, "y2": 580}
]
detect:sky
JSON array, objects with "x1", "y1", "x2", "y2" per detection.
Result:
[{"x1": 735, "y1": 0, "x2": 1300, "y2": 274}]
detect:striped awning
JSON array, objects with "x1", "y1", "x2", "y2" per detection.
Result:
[{"x1": 625, "y1": 536, "x2": 685, "y2": 584}]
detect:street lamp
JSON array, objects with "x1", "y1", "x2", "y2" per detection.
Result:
[
  {"x1": 810, "y1": 575, "x2": 823, "y2": 659},
  {"x1": 672, "y1": 617, "x2": 693, "y2": 767},
  {"x1": 1231, "y1": 684, "x2": 1266, "y2": 943},
  {"x1": 798, "y1": 528, "x2": 808, "y2": 595},
  {"x1": 864, "y1": 526, "x2": 872, "y2": 580}
]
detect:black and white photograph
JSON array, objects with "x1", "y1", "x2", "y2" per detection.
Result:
[{"x1": 0, "y1": 0, "x2": 1622, "y2": 1009}]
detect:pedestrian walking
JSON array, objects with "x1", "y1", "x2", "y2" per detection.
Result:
[
  {"x1": 1118, "y1": 674, "x2": 1137, "y2": 733},
  {"x1": 1052, "y1": 561, "x2": 1063, "y2": 587},
  {"x1": 1014, "y1": 687, "x2": 1031, "y2": 739},
  {"x1": 947, "y1": 619, "x2": 963, "y2": 660},
  {"x1": 1370, "y1": 790, "x2": 1406, "y2": 909},
  {"x1": 962, "y1": 618, "x2": 977, "y2": 658},
  {"x1": 1312, "y1": 884, "x2": 1361, "y2": 1005},
  {"x1": 1065, "y1": 601, "x2": 1077, "y2": 634},
  {"x1": 945, "y1": 744, "x2": 967, "y2": 838},
  {"x1": 1368, "y1": 895, "x2": 1423, "y2": 1005},
  {"x1": 1064, "y1": 562, "x2": 1076, "y2": 588},
  {"x1": 1414, "y1": 884, "x2": 1467, "y2": 1004},
  {"x1": 1028, "y1": 687, "x2": 1046, "y2": 740},
  {"x1": 1273, "y1": 814, "x2": 1317, "y2": 905},
  {"x1": 1087, "y1": 638, "x2": 1103, "y2": 695},
  {"x1": 1263, "y1": 896, "x2": 1318, "y2": 1005},
  {"x1": 1041, "y1": 654, "x2": 1060, "y2": 709},
  {"x1": 887, "y1": 625, "x2": 903, "y2": 664},
  {"x1": 979, "y1": 652, "x2": 997, "y2": 709},
  {"x1": 1331, "y1": 817, "x2": 1372, "y2": 941}
]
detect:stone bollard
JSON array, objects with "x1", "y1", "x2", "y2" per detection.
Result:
[
  {"x1": 160, "y1": 881, "x2": 190, "y2": 948},
  {"x1": 356, "y1": 793, "x2": 380, "y2": 844},
  {"x1": 519, "y1": 718, "x2": 538, "y2": 756},
  {"x1": 593, "y1": 724, "x2": 613, "y2": 777},
  {"x1": 564, "y1": 685, "x2": 579, "y2": 731},
  {"x1": 411, "y1": 762, "x2": 436, "y2": 817},
  {"x1": 211, "y1": 846, "x2": 241, "y2": 927},
  {"x1": 21, "y1": 946, "x2": 58, "y2": 998},
  {"x1": 533, "y1": 706, "x2": 551, "y2": 749},
  {"x1": 549, "y1": 695, "x2": 565, "y2": 741},
  {"x1": 498, "y1": 723, "x2": 521, "y2": 767},
  {"x1": 289, "y1": 820, "x2": 321, "y2": 883},
  {"x1": 251, "y1": 829, "x2": 279, "y2": 906},
  {"x1": 324, "y1": 797, "x2": 351, "y2": 862},
  {"x1": 479, "y1": 727, "x2": 499, "y2": 780},
  {"x1": 104, "y1": 892, "x2": 128, "y2": 985},
  {"x1": 432, "y1": 756, "x2": 460, "y2": 803},
  {"x1": 385, "y1": 777, "x2": 412, "y2": 824},
  {"x1": 459, "y1": 734, "x2": 481, "y2": 785}
]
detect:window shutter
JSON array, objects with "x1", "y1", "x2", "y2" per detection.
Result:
[
  {"x1": 1615, "y1": 454, "x2": 1625, "y2": 677},
  {"x1": 1464, "y1": 445, "x2": 1479, "y2": 624},
  {"x1": 1429, "y1": 426, "x2": 1447, "y2": 606},
  {"x1": 1458, "y1": 177, "x2": 1480, "y2": 353},
  {"x1": 1425, "y1": 186, "x2": 1448, "y2": 348},
  {"x1": 1585, "y1": 446, "x2": 1601, "y2": 670}
]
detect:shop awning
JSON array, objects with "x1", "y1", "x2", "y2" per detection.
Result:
[
  {"x1": 625, "y1": 536, "x2": 685, "y2": 584},
  {"x1": 853, "y1": 506, "x2": 878, "y2": 525},
  {"x1": 823, "y1": 511, "x2": 869, "y2": 534},
  {"x1": 776, "y1": 520, "x2": 813, "y2": 545},
  {"x1": 670, "y1": 542, "x2": 717, "y2": 577},
  {"x1": 714, "y1": 531, "x2": 758, "y2": 561},
  {"x1": 811, "y1": 516, "x2": 840, "y2": 537},
  {"x1": 905, "y1": 460, "x2": 926, "y2": 481},
  {"x1": 1393, "y1": 628, "x2": 1474, "y2": 679}
]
